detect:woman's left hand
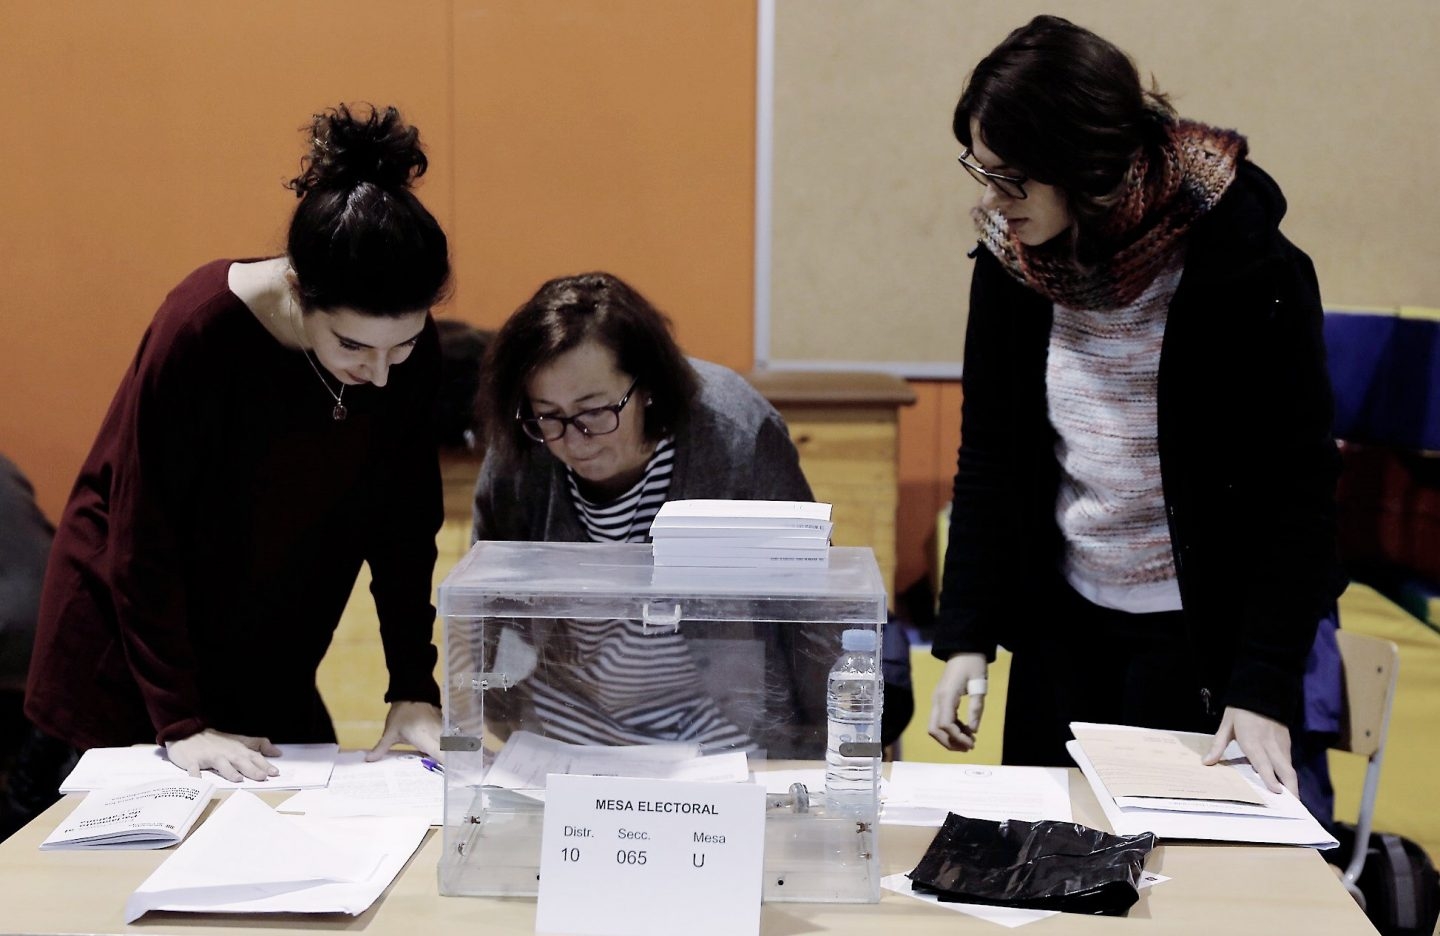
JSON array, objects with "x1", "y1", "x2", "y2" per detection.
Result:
[
  {"x1": 1202, "y1": 706, "x2": 1296, "y2": 797},
  {"x1": 366, "y1": 700, "x2": 443, "y2": 762}
]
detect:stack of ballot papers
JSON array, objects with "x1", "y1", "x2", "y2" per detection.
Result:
[
  {"x1": 1067, "y1": 722, "x2": 1338, "y2": 848},
  {"x1": 649, "y1": 499, "x2": 832, "y2": 568},
  {"x1": 124, "y1": 790, "x2": 428, "y2": 922},
  {"x1": 59, "y1": 743, "x2": 340, "y2": 792},
  {"x1": 41, "y1": 777, "x2": 215, "y2": 849}
]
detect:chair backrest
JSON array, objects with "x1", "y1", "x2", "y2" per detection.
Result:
[
  {"x1": 1334, "y1": 630, "x2": 1400, "y2": 759},
  {"x1": 1332, "y1": 629, "x2": 1401, "y2": 904}
]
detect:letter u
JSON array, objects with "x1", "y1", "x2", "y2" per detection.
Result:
[{"x1": 692, "y1": 853, "x2": 706, "y2": 869}]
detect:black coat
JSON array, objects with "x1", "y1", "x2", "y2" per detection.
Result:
[{"x1": 933, "y1": 162, "x2": 1345, "y2": 726}]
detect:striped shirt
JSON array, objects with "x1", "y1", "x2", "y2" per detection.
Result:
[
  {"x1": 566, "y1": 438, "x2": 674, "y2": 543},
  {"x1": 1047, "y1": 254, "x2": 1185, "y2": 614},
  {"x1": 527, "y1": 437, "x2": 752, "y2": 750}
]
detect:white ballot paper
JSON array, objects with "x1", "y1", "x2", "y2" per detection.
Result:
[
  {"x1": 41, "y1": 777, "x2": 214, "y2": 849},
  {"x1": 124, "y1": 791, "x2": 428, "y2": 922},
  {"x1": 60, "y1": 743, "x2": 339, "y2": 793},
  {"x1": 278, "y1": 751, "x2": 443, "y2": 824},
  {"x1": 882, "y1": 763, "x2": 1071, "y2": 827},
  {"x1": 485, "y1": 731, "x2": 748, "y2": 790},
  {"x1": 1067, "y1": 724, "x2": 1338, "y2": 848}
]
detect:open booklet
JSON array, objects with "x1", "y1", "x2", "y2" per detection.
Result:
[{"x1": 41, "y1": 777, "x2": 215, "y2": 850}]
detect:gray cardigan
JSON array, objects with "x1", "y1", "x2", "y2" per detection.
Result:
[{"x1": 471, "y1": 358, "x2": 834, "y2": 757}]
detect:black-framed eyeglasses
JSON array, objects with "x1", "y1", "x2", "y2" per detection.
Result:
[
  {"x1": 957, "y1": 149, "x2": 1028, "y2": 200},
  {"x1": 517, "y1": 377, "x2": 641, "y2": 442}
]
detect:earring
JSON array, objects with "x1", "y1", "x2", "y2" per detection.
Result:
[{"x1": 645, "y1": 396, "x2": 653, "y2": 407}]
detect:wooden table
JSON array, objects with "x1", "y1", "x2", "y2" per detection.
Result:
[{"x1": 0, "y1": 770, "x2": 1376, "y2": 935}]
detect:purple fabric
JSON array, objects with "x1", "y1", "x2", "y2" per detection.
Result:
[
  {"x1": 1305, "y1": 609, "x2": 1343, "y2": 735},
  {"x1": 1324, "y1": 312, "x2": 1440, "y2": 451}
]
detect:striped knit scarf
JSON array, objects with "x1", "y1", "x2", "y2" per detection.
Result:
[{"x1": 974, "y1": 120, "x2": 1247, "y2": 311}]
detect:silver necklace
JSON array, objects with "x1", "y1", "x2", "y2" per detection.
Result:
[{"x1": 286, "y1": 307, "x2": 347, "y2": 421}]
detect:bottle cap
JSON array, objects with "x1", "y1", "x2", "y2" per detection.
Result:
[{"x1": 841, "y1": 629, "x2": 877, "y2": 652}]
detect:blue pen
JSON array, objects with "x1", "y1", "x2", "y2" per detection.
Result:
[{"x1": 421, "y1": 757, "x2": 444, "y2": 774}]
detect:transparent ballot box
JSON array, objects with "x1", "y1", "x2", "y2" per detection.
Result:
[{"x1": 437, "y1": 540, "x2": 886, "y2": 903}]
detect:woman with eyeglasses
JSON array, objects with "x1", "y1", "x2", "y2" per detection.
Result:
[
  {"x1": 471, "y1": 272, "x2": 832, "y2": 755},
  {"x1": 927, "y1": 16, "x2": 1342, "y2": 798},
  {"x1": 19, "y1": 105, "x2": 450, "y2": 810}
]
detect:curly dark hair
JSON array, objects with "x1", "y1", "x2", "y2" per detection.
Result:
[
  {"x1": 954, "y1": 16, "x2": 1174, "y2": 251},
  {"x1": 284, "y1": 103, "x2": 450, "y2": 316},
  {"x1": 479, "y1": 272, "x2": 700, "y2": 469}
]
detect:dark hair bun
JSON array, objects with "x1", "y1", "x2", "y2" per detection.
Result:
[{"x1": 287, "y1": 102, "x2": 428, "y2": 197}]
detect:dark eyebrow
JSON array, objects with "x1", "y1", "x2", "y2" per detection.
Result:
[
  {"x1": 530, "y1": 391, "x2": 611, "y2": 410},
  {"x1": 330, "y1": 327, "x2": 426, "y2": 349},
  {"x1": 967, "y1": 147, "x2": 1020, "y2": 175}
]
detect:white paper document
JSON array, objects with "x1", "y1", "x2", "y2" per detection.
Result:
[
  {"x1": 60, "y1": 743, "x2": 339, "y2": 793},
  {"x1": 881, "y1": 873, "x2": 1059, "y2": 927},
  {"x1": 752, "y1": 767, "x2": 826, "y2": 796},
  {"x1": 1066, "y1": 725, "x2": 1338, "y2": 848},
  {"x1": 277, "y1": 751, "x2": 443, "y2": 824},
  {"x1": 1070, "y1": 723, "x2": 1263, "y2": 804},
  {"x1": 41, "y1": 777, "x2": 214, "y2": 849},
  {"x1": 651, "y1": 499, "x2": 832, "y2": 526},
  {"x1": 882, "y1": 763, "x2": 1071, "y2": 827},
  {"x1": 484, "y1": 731, "x2": 748, "y2": 789},
  {"x1": 124, "y1": 791, "x2": 428, "y2": 922}
]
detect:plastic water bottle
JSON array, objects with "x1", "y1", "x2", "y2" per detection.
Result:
[{"x1": 825, "y1": 628, "x2": 881, "y2": 816}]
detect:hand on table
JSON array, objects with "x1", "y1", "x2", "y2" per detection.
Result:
[
  {"x1": 366, "y1": 700, "x2": 443, "y2": 763},
  {"x1": 927, "y1": 653, "x2": 988, "y2": 752},
  {"x1": 1203, "y1": 706, "x2": 1297, "y2": 797},
  {"x1": 166, "y1": 729, "x2": 281, "y2": 782}
]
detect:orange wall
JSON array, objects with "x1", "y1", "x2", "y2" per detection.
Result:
[
  {"x1": 896, "y1": 381, "x2": 964, "y2": 601},
  {"x1": 0, "y1": 1, "x2": 955, "y2": 601},
  {"x1": 1, "y1": 1, "x2": 454, "y2": 520}
]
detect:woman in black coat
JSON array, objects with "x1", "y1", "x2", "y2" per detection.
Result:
[{"x1": 926, "y1": 16, "x2": 1343, "y2": 796}]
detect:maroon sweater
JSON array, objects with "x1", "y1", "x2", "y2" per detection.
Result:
[{"x1": 25, "y1": 260, "x2": 443, "y2": 749}]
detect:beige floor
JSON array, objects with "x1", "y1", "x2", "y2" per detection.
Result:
[{"x1": 900, "y1": 582, "x2": 1440, "y2": 862}]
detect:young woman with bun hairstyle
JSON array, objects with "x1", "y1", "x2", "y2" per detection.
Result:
[
  {"x1": 926, "y1": 17, "x2": 1343, "y2": 797},
  {"x1": 17, "y1": 104, "x2": 451, "y2": 819}
]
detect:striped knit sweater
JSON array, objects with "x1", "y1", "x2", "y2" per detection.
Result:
[{"x1": 1047, "y1": 253, "x2": 1186, "y2": 613}]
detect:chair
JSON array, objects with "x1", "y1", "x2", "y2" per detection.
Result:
[{"x1": 1333, "y1": 629, "x2": 1401, "y2": 907}]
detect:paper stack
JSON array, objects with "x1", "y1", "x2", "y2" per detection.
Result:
[
  {"x1": 1066, "y1": 722, "x2": 1338, "y2": 849},
  {"x1": 649, "y1": 499, "x2": 832, "y2": 568},
  {"x1": 124, "y1": 790, "x2": 428, "y2": 922}
]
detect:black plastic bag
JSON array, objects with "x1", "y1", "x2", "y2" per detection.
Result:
[{"x1": 907, "y1": 812, "x2": 1157, "y2": 916}]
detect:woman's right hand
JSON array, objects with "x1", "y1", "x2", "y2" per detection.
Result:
[
  {"x1": 927, "y1": 653, "x2": 989, "y2": 751},
  {"x1": 165, "y1": 729, "x2": 281, "y2": 782}
]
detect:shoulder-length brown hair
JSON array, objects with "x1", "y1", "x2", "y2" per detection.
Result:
[
  {"x1": 479, "y1": 272, "x2": 700, "y2": 468},
  {"x1": 953, "y1": 15, "x2": 1174, "y2": 259}
]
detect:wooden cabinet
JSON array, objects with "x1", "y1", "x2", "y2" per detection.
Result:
[{"x1": 744, "y1": 370, "x2": 916, "y2": 604}]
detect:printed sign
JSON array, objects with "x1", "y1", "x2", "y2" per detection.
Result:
[{"x1": 535, "y1": 774, "x2": 765, "y2": 936}]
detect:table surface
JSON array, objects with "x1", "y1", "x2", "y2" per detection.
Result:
[{"x1": 0, "y1": 769, "x2": 1378, "y2": 936}]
